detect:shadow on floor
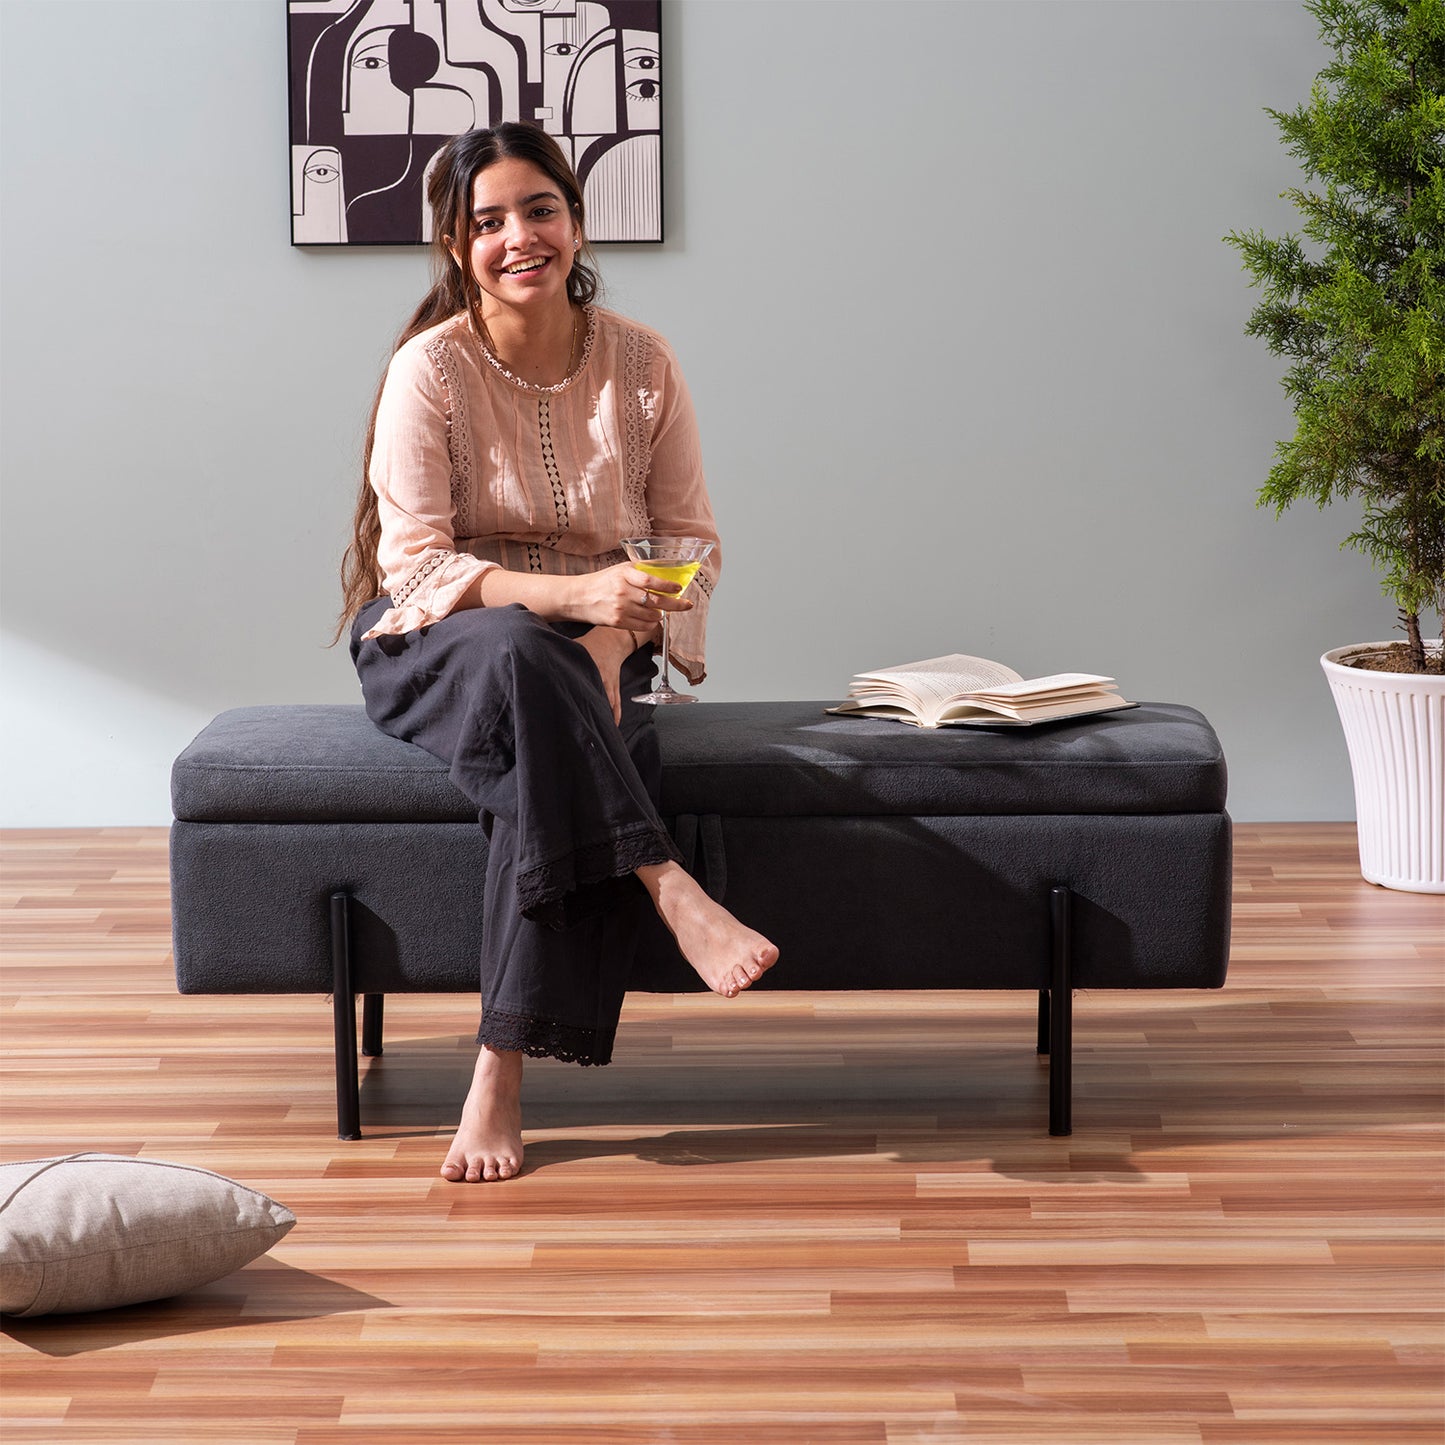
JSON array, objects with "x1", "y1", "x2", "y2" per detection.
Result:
[{"x1": 2, "y1": 1259, "x2": 387, "y2": 1358}]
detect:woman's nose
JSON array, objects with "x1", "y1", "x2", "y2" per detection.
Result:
[{"x1": 505, "y1": 213, "x2": 537, "y2": 248}]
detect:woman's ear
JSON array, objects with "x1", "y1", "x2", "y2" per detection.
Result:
[{"x1": 443, "y1": 236, "x2": 463, "y2": 272}]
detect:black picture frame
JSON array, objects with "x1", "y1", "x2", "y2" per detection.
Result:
[{"x1": 288, "y1": 0, "x2": 664, "y2": 246}]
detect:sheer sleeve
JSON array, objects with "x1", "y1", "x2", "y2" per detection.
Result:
[
  {"x1": 361, "y1": 334, "x2": 496, "y2": 640},
  {"x1": 644, "y1": 342, "x2": 720, "y2": 685}
]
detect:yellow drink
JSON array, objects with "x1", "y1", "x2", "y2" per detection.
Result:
[{"x1": 635, "y1": 559, "x2": 701, "y2": 594}]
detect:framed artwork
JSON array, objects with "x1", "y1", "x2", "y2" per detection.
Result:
[{"x1": 288, "y1": 0, "x2": 663, "y2": 246}]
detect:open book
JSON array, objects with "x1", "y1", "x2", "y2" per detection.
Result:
[{"x1": 826, "y1": 653, "x2": 1136, "y2": 729}]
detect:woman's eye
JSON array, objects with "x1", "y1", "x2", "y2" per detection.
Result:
[{"x1": 625, "y1": 78, "x2": 660, "y2": 101}]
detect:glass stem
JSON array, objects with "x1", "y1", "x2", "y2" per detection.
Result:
[{"x1": 658, "y1": 612, "x2": 674, "y2": 692}]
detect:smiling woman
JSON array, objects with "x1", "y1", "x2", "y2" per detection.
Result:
[{"x1": 334, "y1": 123, "x2": 777, "y2": 1187}]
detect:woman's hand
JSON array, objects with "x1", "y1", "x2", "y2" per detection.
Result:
[
  {"x1": 577, "y1": 626, "x2": 641, "y2": 724},
  {"x1": 564, "y1": 562, "x2": 690, "y2": 632}
]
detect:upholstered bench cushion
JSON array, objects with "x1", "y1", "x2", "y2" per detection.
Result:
[
  {"x1": 172, "y1": 702, "x2": 1225, "y2": 824},
  {"x1": 170, "y1": 698, "x2": 1232, "y2": 1139}
]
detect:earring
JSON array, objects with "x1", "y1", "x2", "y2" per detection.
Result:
[{"x1": 574, "y1": 236, "x2": 581, "y2": 249}]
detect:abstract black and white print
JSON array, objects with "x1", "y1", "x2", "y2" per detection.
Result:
[{"x1": 288, "y1": 0, "x2": 663, "y2": 245}]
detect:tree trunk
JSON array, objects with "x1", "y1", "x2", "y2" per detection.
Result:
[{"x1": 1400, "y1": 608, "x2": 1426, "y2": 670}]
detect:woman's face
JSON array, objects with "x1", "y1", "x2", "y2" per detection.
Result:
[{"x1": 458, "y1": 156, "x2": 579, "y2": 317}]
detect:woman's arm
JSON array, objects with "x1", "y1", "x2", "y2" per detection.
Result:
[
  {"x1": 363, "y1": 338, "x2": 496, "y2": 638},
  {"x1": 476, "y1": 564, "x2": 685, "y2": 631},
  {"x1": 478, "y1": 564, "x2": 681, "y2": 725}
]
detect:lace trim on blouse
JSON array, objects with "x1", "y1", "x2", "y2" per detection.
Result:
[
  {"x1": 423, "y1": 335, "x2": 474, "y2": 522},
  {"x1": 391, "y1": 548, "x2": 452, "y2": 604},
  {"x1": 538, "y1": 395, "x2": 570, "y2": 547},
  {"x1": 622, "y1": 325, "x2": 655, "y2": 536},
  {"x1": 476, "y1": 305, "x2": 597, "y2": 395}
]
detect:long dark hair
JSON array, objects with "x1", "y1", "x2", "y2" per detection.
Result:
[{"x1": 335, "y1": 123, "x2": 599, "y2": 638}]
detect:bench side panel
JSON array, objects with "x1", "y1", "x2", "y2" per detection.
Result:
[{"x1": 171, "y1": 813, "x2": 1229, "y2": 997}]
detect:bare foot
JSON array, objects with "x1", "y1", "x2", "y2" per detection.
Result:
[
  {"x1": 440, "y1": 1046, "x2": 524, "y2": 1182},
  {"x1": 638, "y1": 861, "x2": 779, "y2": 998}
]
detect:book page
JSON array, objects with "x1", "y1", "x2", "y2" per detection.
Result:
[
  {"x1": 966, "y1": 673, "x2": 1116, "y2": 702},
  {"x1": 850, "y1": 654, "x2": 1024, "y2": 711},
  {"x1": 935, "y1": 693, "x2": 1131, "y2": 724}
]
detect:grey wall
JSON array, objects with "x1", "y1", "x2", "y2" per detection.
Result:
[{"x1": 1, "y1": 0, "x2": 1409, "y2": 825}]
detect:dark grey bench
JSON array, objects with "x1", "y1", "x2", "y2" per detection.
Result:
[{"x1": 169, "y1": 701, "x2": 1231, "y2": 1139}]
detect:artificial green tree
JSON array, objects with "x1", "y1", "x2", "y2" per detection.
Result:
[{"x1": 1228, "y1": 0, "x2": 1444, "y2": 672}]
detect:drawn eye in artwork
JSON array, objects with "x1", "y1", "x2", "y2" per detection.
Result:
[
  {"x1": 535, "y1": 3, "x2": 611, "y2": 132},
  {"x1": 343, "y1": 26, "x2": 412, "y2": 136},
  {"x1": 292, "y1": 145, "x2": 347, "y2": 244},
  {"x1": 622, "y1": 41, "x2": 660, "y2": 125}
]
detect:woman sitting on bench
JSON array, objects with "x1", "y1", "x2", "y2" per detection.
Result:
[{"x1": 338, "y1": 124, "x2": 779, "y2": 1185}]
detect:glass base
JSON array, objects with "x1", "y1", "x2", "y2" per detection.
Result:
[{"x1": 631, "y1": 687, "x2": 699, "y2": 705}]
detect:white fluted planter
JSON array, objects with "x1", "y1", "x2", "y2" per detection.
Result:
[{"x1": 1321, "y1": 643, "x2": 1445, "y2": 894}]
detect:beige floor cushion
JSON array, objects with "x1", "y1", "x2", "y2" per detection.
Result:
[{"x1": 0, "y1": 1153, "x2": 296, "y2": 1317}]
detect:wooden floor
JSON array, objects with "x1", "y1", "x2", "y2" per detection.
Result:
[{"x1": 1, "y1": 825, "x2": 1441, "y2": 1444}]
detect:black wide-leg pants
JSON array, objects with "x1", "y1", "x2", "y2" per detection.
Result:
[{"x1": 350, "y1": 598, "x2": 681, "y2": 1066}]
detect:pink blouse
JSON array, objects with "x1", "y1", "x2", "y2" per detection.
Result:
[{"x1": 363, "y1": 305, "x2": 720, "y2": 684}]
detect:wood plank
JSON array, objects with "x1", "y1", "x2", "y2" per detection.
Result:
[{"x1": 1, "y1": 824, "x2": 1442, "y2": 1442}]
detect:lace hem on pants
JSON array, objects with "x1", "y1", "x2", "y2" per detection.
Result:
[
  {"x1": 517, "y1": 822, "x2": 680, "y2": 930},
  {"x1": 476, "y1": 1007, "x2": 615, "y2": 1067}
]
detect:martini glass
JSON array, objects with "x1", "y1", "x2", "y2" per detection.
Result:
[{"x1": 622, "y1": 535, "x2": 714, "y2": 704}]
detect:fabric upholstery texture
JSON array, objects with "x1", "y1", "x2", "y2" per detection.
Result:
[
  {"x1": 0, "y1": 1154, "x2": 296, "y2": 1317},
  {"x1": 171, "y1": 812, "x2": 1230, "y2": 996},
  {"x1": 172, "y1": 701, "x2": 1227, "y2": 823},
  {"x1": 169, "y1": 700, "x2": 1232, "y2": 1001}
]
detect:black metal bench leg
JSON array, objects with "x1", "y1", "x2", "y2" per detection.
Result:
[
  {"x1": 362, "y1": 994, "x2": 384, "y2": 1057},
  {"x1": 1036, "y1": 988, "x2": 1049, "y2": 1054},
  {"x1": 330, "y1": 892, "x2": 362, "y2": 1141},
  {"x1": 1048, "y1": 885, "x2": 1073, "y2": 1136}
]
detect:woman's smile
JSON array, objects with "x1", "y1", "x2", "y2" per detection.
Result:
[{"x1": 500, "y1": 254, "x2": 553, "y2": 278}]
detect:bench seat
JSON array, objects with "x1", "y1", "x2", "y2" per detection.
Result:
[{"x1": 170, "y1": 700, "x2": 1231, "y2": 1136}]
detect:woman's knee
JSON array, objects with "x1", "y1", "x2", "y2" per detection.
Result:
[
  {"x1": 419, "y1": 604, "x2": 544, "y2": 662},
  {"x1": 433, "y1": 605, "x2": 593, "y2": 693}
]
